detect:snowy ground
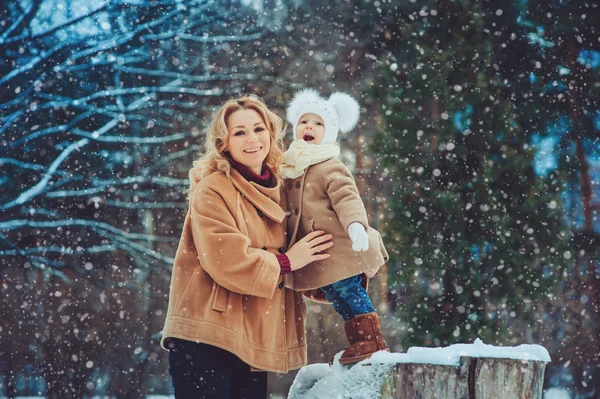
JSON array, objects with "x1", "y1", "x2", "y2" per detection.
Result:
[
  {"x1": 0, "y1": 397, "x2": 176, "y2": 399},
  {"x1": 0, "y1": 388, "x2": 571, "y2": 399},
  {"x1": 0, "y1": 344, "x2": 568, "y2": 399},
  {"x1": 543, "y1": 389, "x2": 571, "y2": 399},
  {"x1": 0, "y1": 396, "x2": 278, "y2": 399}
]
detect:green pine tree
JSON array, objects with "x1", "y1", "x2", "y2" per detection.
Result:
[
  {"x1": 511, "y1": 0, "x2": 600, "y2": 393},
  {"x1": 370, "y1": 0, "x2": 569, "y2": 349}
]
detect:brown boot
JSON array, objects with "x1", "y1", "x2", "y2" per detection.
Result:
[{"x1": 339, "y1": 312, "x2": 389, "y2": 365}]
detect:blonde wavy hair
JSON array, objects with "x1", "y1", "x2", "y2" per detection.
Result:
[{"x1": 191, "y1": 95, "x2": 286, "y2": 186}]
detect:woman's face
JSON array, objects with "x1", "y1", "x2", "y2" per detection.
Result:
[{"x1": 225, "y1": 109, "x2": 271, "y2": 175}]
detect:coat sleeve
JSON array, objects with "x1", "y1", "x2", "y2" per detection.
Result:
[
  {"x1": 323, "y1": 161, "x2": 370, "y2": 232},
  {"x1": 190, "y1": 183, "x2": 280, "y2": 299}
]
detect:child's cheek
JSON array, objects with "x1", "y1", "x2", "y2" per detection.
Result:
[{"x1": 314, "y1": 130, "x2": 324, "y2": 144}]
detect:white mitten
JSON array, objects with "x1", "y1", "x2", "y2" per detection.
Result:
[{"x1": 348, "y1": 222, "x2": 369, "y2": 251}]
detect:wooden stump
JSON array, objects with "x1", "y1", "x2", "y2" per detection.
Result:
[
  {"x1": 380, "y1": 357, "x2": 548, "y2": 399},
  {"x1": 380, "y1": 361, "x2": 470, "y2": 398}
]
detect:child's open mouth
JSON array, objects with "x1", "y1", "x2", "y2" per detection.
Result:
[{"x1": 303, "y1": 134, "x2": 315, "y2": 142}]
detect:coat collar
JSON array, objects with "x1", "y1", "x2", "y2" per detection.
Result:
[{"x1": 229, "y1": 168, "x2": 286, "y2": 223}]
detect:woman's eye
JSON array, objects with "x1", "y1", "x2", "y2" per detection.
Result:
[
  {"x1": 234, "y1": 131, "x2": 244, "y2": 136},
  {"x1": 255, "y1": 127, "x2": 265, "y2": 132}
]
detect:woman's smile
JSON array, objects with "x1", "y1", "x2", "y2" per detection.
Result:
[
  {"x1": 226, "y1": 109, "x2": 271, "y2": 174},
  {"x1": 244, "y1": 146, "x2": 263, "y2": 154}
]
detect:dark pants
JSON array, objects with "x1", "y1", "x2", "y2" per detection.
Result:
[
  {"x1": 320, "y1": 274, "x2": 376, "y2": 322},
  {"x1": 168, "y1": 338, "x2": 267, "y2": 399}
]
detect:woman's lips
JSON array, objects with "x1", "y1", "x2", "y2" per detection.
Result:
[{"x1": 243, "y1": 146, "x2": 262, "y2": 154}]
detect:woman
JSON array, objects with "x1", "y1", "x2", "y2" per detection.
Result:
[{"x1": 160, "y1": 95, "x2": 333, "y2": 399}]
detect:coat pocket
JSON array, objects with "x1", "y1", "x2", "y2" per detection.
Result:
[{"x1": 211, "y1": 281, "x2": 230, "y2": 313}]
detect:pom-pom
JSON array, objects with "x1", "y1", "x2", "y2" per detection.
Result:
[{"x1": 328, "y1": 92, "x2": 360, "y2": 133}]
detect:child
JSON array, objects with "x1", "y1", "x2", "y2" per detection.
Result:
[{"x1": 281, "y1": 89, "x2": 389, "y2": 365}]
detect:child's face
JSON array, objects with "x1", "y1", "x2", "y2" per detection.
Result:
[{"x1": 296, "y1": 113, "x2": 325, "y2": 144}]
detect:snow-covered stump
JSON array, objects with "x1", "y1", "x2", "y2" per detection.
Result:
[
  {"x1": 380, "y1": 356, "x2": 548, "y2": 398},
  {"x1": 471, "y1": 357, "x2": 547, "y2": 398},
  {"x1": 380, "y1": 360, "x2": 470, "y2": 398},
  {"x1": 289, "y1": 339, "x2": 550, "y2": 399}
]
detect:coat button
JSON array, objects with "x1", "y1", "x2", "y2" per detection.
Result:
[
  {"x1": 257, "y1": 209, "x2": 264, "y2": 217},
  {"x1": 278, "y1": 247, "x2": 285, "y2": 254},
  {"x1": 278, "y1": 281, "x2": 284, "y2": 289},
  {"x1": 262, "y1": 246, "x2": 268, "y2": 250},
  {"x1": 286, "y1": 181, "x2": 293, "y2": 190},
  {"x1": 294, "y1": 208, "x2": 299, "y2": 216},
  {"x1": 295, "y1": 181, "x2": 301, "y2": 189}
]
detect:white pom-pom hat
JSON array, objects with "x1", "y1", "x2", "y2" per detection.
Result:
[{"x1": 286, "y1": 88, "x2": 360, "y2": 144}]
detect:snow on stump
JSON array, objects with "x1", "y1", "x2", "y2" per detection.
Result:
[{"x1": 289, "y1": 339, "x2": 550, "y2": 399}]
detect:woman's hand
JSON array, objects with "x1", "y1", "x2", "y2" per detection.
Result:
[{"x1": 286, "y1": 231, "x2": 333, "y2": 271}]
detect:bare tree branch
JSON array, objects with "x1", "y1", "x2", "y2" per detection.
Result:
[
  {"x1": 103, "y1": 200, "x2": 187, "y2": 209},
  {"x1": 3, "y1": 138, "x2": 92, "y2": 210},
  {"x1": 90, "y1": 175, "x2": 187, "y2": 188},
  {"x1": 90, "y1": 228, "x2": 175, "y2": 264},
  {"x1": 0, "y1": 158, "x2": 69, "y2": 175},
  {"x1": 0, "y1": 218, "x2": 178, "y2": 244},
  {"x1": 70, "y1": 129, "x2": 192, "y2": 144},
  {"x1": 142, "y1": 30, "x2": 265, "y2": 44},
  {"x1": 0, "y1": 2, "x2": 41, "y2": 42},
  {"x1": 0, "y1": 3, "x2": 111, "y2": 45},
  {"x1": 112, "y1": 66, "x2": 278, "y2": 83},
  {"x1": 0, "y1": 245, "x2": 117, "y2": 256}
]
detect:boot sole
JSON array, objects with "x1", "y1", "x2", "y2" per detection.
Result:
[{"x1": 338, "y1": 348, "x2": 390, "y2": 365}]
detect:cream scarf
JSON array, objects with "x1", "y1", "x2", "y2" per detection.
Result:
[{"x1": 280, "y1": 139, "x2": 341, "y2": 179}]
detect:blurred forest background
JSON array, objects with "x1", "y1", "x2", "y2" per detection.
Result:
[{"x1": 1, "y1": 0, "x2": 599, "y2": 398}]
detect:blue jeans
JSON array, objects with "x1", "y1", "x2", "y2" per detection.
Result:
[{"x1": 320, "y1": 275, "x2": 375, "y2": 322}]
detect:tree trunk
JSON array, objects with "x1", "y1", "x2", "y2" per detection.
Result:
[
  {"x1": 380, "y1": 357, "x2": 547, "y2": 399},
  {"x1": 381, "y1": 361, "x2": 470, "y2": 398}
]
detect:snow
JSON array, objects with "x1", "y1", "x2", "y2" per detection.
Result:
[
  {"x1": 364, "y1": 338, "x2": 549, "y2": 367},
  {"x1": 289, "y1": 339, "x2": 551, "y2": 399},
  {"x1": 544, "y1": 388, "x2": 571, "y2": 399},
  {"x1": 288, "y1": 352, "x2": 395, "y2": 399},
  {"x1": 403, "y1": 338, "x2": 551, "y2": 365}
]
